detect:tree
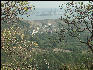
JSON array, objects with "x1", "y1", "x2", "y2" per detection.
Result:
[
  {"x1": 1, "y1": 21, "x2": 33, "y2": 69},
  {"x1": 59, "y1": 1, "x2": 93, "y2": 53},
  {"x1": 1, "y1": 1, "x2": 35, "y2": 69},
  {"x1": 1, "y1": 1, "x2": 35, "y2": 23}
]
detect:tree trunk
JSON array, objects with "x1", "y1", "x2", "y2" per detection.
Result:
[{"x1": 87, "y1": 23, "x2": 93, "y2": 53}]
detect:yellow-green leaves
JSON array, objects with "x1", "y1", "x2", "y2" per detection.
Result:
[
  {"x1": 21, "y1": 34, "x2": 24, "y2": 39},
  {"x1": 19, "y1": 1, "x2": 29, "y2": 6},
  {"x1": 1, "y1": 1, "x2": 35, "y2": 23},
  {"x1": 1, "y1": 3, "x2": 4, "y2": 7},
  {"x1": 24, "y1": 6, "x2": 28, "y2": 11}
]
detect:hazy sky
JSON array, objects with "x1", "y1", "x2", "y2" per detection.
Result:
[
  {"x1": 29, "y1": 1, "x2": 89, "y2": 8},
  {"x1": 30, "y1": 1, "x2": 64, "y2": 8}
]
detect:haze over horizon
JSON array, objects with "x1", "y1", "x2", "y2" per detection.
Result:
[
  {"x1": 29, "y1": 1, "x2": 89, "y2": 9},
  {"x1": 29, "y1": 1, "x2": 64, "y2": 8}
]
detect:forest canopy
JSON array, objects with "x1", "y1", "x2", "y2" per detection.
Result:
[{"x1": 1, "y1": 1, "x2": 93, "y2": 70}]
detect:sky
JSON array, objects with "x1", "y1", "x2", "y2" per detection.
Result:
[
  {"x1": 29, "y1": 1, "x2": 90, "y2": 8},
  {"x1": 29, "y1": 1, "x2": 64, "y2": 8}
]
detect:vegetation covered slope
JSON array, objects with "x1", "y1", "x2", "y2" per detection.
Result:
[{"x1": 1, "y1": 19, "x2": 93, "y2": 70}]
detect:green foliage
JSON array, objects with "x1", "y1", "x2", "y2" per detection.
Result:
[
  {"x1": 1, "y1": 1, "x2": 35, "y2": 23},
  {"x1": 59, "y1": 1, "x2": 93, "y2": 53},
  {"x1": 1, "y1": 1, "x2": 93, "y2": 70},
  {"x1": 1, "y1": 19, "x2": 93, "y2": 70}
]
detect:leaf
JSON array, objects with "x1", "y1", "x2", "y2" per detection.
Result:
[
  {"x1": 90, "y1": 41, "x2": 93, "y2": 45},
  {"x1": 81, "y1": 2, "x2": 83, "y2": 5},
  {"x1": 1, "y1": 3, "x2": 4, "y2": 7},
  {"x1": 21, "y1": 34, "x2": 24, "y2": 39},
  {"x1": 24, "y1": 7, "x2": 28, "y2": 11}
]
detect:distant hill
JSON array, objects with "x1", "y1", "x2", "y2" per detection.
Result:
[{"x1": 18, "y1": 8, "x2": 64, "y2": 20}]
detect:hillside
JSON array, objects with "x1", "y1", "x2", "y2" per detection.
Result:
[{"x1": 1, "y1": 19, "x2": 93, "y2": 70}]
